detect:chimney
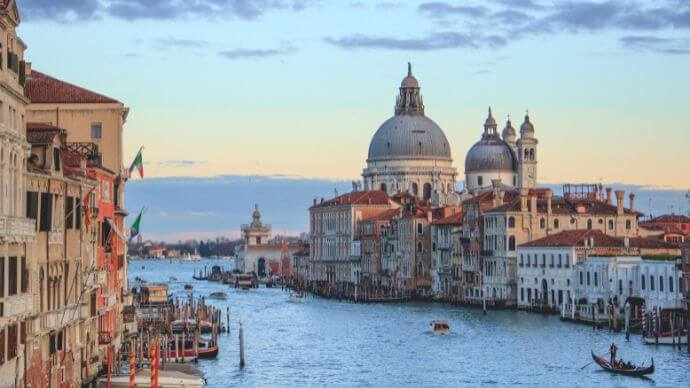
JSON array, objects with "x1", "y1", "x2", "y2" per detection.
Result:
[
  {"x1": 615, "y1": 190, "x2": 624, "y2": 216},
  {"x1": 629, "y1": 193, "x2": 635, "y2": 213},
  {"x1": 606, "y1": 188, "x2": 612, "y2": 205},
  {"x1": 546, "y1": 190, "x2": 553, "y2": 215},
  {"x1": 520, "y1": 188, "x2": 529, "y2": 213},
  {"x1": 313, "y1": 198, "x2": 317, "y2": 206},
  {"x1": 25, "y1": 62, "x2": 32, "y2": 77},
  {"x1": 530, "y1": 195, "x2": 537, "y2": 214}
]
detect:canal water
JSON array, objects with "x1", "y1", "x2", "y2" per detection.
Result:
[{"x1": 130, "y1": 259, "x2": 689, "y2": 387}]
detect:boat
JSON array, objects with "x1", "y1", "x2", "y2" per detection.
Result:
[
  {"x1": 289, "y1": 292, "x2": 306, "y2": 303},
  {"x1": 169, "y1": 276, "x2": 178, "y2": 282},
  {"x1": 168, "y1": 337, "x2": 219, "y2": 360},
  {"x1": 590, "y1": 351, "x2": 654, "y2": 376},
  {"x1": 430, "y1": 320, "x2": 451, "y2": 335},
  {"x1": 643, "y1": 331, "x2": 688, "y2": 345},
  {"x1": 171, "y1": 318, "x2": 214, "y2": 334},
  {"x1": 99, "y1": 367, "x2": 204, "y2": 387},
  {"x1": 209, "y1": 291, "x2": 227, "y2": 300},
  {"x1": 183, "y1": 284, "x2": 194, "y2": 293}
]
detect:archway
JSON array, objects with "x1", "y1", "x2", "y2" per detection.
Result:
[
  {"x1": 541, "y1": 279, "x2": 548, "y2": 306},
  {"x1": 258, "y1": 258, "x2": 267, "y2": 277}
]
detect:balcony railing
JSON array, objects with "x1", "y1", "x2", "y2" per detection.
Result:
[
  {"x1": 0, "y1": 216, "x2": 36, "y2": 242},
  {"x1": 41, "y1": 304, "x2": 80, "y2": 331},
  {"x1": 3, "y1": 294, "x2": 33, "y2": 318}
]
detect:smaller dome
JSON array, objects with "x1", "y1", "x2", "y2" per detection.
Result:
[
  {"x1": 520, "y1": 113, "x2": 534, "y2": 134},
  {"x1": 502, "y1": 118, "x2": 516, "y2": 139},
  {"x1": 465, "y1": 137, "x2": 517, "y2": 173}
]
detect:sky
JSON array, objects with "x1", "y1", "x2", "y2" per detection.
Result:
[{"x1": 16, "y1": 0, "x2": 690, "y2": 240}]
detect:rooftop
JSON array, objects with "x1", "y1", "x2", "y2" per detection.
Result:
[
  {"x1": 24, "y1": 70, "x2": 121, "y2": 104},
  {"x1": 312, "y1": 190, "x2": 391, "y2": 209}
]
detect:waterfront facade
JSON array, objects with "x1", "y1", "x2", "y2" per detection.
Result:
[{"x1": 430, "y1": 210, "x2": 463, "y2": 299}]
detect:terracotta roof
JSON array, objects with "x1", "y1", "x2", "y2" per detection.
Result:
[
  {"x1": 26, "y1": 126, "x2": 63, "y2": 144},
  {"x1": 362, "y1": 208, "x2": 400, "y2": 222},
  {"x1": 24, "y1": 70, "x2": 120, "y2": 104},
  {"x1": 519, "y1": 230, "x2": 621, "y2": 248},
  {"x1": 649, "y1": 214, "x2": 690, "y2": 223},
  {"x1": 312, "y1": 190, "x2": 390, "y2": 209},
  {"x1": 519, "y1": 230, "x2": 679, "y2": 250},
  {"x1": 487, "y1": 196, "x2": 640, "y2": 216},
  {"x1": 432, "y1": 212, "x2": 463, "y2": 225}
]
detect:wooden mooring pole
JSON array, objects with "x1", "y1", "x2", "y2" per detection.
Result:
[{"x1": 239, "y1": 320, "x2": 245, "y2": 369}]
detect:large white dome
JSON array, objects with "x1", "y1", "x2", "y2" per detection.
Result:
[{"x1": 367, "y1": 115, "x2": 452, "y2": 162}]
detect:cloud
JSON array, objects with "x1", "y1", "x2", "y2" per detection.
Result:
[
  {"x1": 155, "y1": 38, "x2": 210, "y2": 49},
  {"x1": 20, "y1": 0, "x2": 317, "y2": 22},
  {"x1": 489, "y1": 0, "x2": 544, "y2": 11},
  {"x1": 619, "y1": 35, "x2": 690, "y2": 55},
  {"x1": 218, "y1": 46, "x2": 296, "y2": 59},
  {"x1": 418, "y1": 2, "x2": 488, "y2": 19},
  {"x1": 324, "y1": 32, "x2": 505, "y2": 51},
  {"x1": 151, "y1": 160, "x2": 207, "y2": 168}
]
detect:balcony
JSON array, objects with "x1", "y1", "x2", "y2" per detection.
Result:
[
  {"x1": 0, "y1": 216, "x2": 36, "y2": 242},
  {"x1": 2, "y1": 294, "x2": 33, "y2": 318},
  {"x1": 41, "y1": 304, "x2": 80, "y2": 332}
]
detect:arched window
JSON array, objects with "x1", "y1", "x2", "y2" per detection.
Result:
[
  {"x1": 587, "y1": 219, "x2": 592, "y2": 230},
  {"x1": 411, "y1": 182, "x2": 418, "y2": 196},
  {"x1": 594, "y1": 272, "x2": 598, "y2": 286},
  {"x1": 641, "y1": 275, "x2": 646, "y2": 290},
  {"x1": 669, "y1": 276, "x2": 674, "y2": 292},
  {"x1": 554, "y1": 219, "x2": 559, "y2": 229},
  {"x1": 650, "y1": 276, "x2": 655, "y2": 291},
  {"x1": 540, "y1": 218, "x2": 545, "y2": 229},
  {"x1": 380, "y1": 183, "x2": 387, "y2": 193},
  {"x1": 524, "y1": 149, "x2": 529, "y2": 160},
  {"x1": 508, "y1": 236, "x2": 516, "y2": 251},
  {"x1": 625, "y1": 220, "x2": 631, "y2": 230},
  {"x1": 529, "y1": 149, "x2": 534, "y2": 160},
  {"x1": 659, "y1": 276, "x2": 664, "y2": 292},
  {"x1": 417, "y1": 241, "x2": 423, "y2": 253},
  {"x1": 508, "y1": 216, "x2": 515, "y2": 228},
  {"x1": 423, "y1": 183, "x2": 432, "y2": 200}
]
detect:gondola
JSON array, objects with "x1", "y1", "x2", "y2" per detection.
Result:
[
  {"x1": 591, "y1": 351, "x2": 654, "y2": 377},
  {"x1": 192, "y1": 275, "x2": 208, "y2": 281}
]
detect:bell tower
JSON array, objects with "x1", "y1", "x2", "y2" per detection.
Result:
[{"x1": 517, "y1": 113, "x2": 538, "y2": 188}]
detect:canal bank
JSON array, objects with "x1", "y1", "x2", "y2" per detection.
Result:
[{"x1": 131, "y1": 259, "x2": 690, "y2": 386}]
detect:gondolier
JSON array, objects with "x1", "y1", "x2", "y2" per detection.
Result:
[{"x1": 610, "y1": 343, "x2": 617, "y2": 365}]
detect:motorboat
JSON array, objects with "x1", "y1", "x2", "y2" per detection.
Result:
[
  {"x1": 431, "y1": 320, "x2": 451, "y2": 335},
  {"x1": 183, "y1": 284, "x2": 194, "y2": 293},
  {"x1": 289, "y1": 293, "x2": 306, "y2": 303},
  {"x1": 171, "y1": 318, "x2": 214, "y2": 334},
  {"x1": 591, "y1": 351, "x2": 654, "y2": 376}
]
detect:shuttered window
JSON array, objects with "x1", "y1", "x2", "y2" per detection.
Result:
[
  {"x1": 21, "y1": 257, "x2": 27, "y2": 293},
  {"x1": 39, "y1": 192, "x2": 53, "y2": 231},
  {"x1": 8, "y1": 257, "x2": 17, "y2": 296},
  {"x1": 7, "y1": 324, "x2": 17, "y2": 360},
  {"x1": 26, "y1": 191, "x2": 39, "y2": 220},
  {"x1": 66, "y1": 196, "x2": 74, "y2": 229}
]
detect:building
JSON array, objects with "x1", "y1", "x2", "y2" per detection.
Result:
[
  {"x1": 464, "y1": 110, "x2": 538, "y2": 194},
  {"x1": 641, "y1": 214, "x2": 690, "y2": 235},
  {"x1": 362, "y1": 64, "x2": 460, "y2": 205},
  {"x1": 430, "y1": 210, "x2": 463, "y2": 299},
  {"x1": 357, "y1": 208, "x2": 399, "y2": 295},
  {"x1": 0, "y1": 1, "x2": 34, "y2": 386},
  {"x1": 482, "y1": 184, "x2": 641, "y2": 306},
  {"x1": 517, "y1": 229, "x2": 682, "y2": 312},
  {"x1": 309, "y1": 191, "x2": 395, "y2": 296},
  {"x1": 236, "y1": 205, "x2": 299, "y2": 277}
]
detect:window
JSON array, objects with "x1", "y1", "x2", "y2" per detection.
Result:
[
  {"x1": 540, "y1": 218, "x2": 546, "y2": 229},
  {"x1": 520, "y1": 287, "x2": 524, "y2": 301},
  {"x1": 53, "y1": 148, "x2": 61, "y2": 172},
  {"x1": 641, "y1": 275, "x2": 646, "y2": 290},
  {"x1": 519, "y1": 254, "x2": 523, "y2": 267},
  {"x1": 477, "y1": 176, "x2": 483, "y2": 187},
  {"x1": 417, "y1": 242, "x2": 423, "y2": 253},
  {"x1": 580, "y1": 271, "x2": 583, "y2": 285},
  {"x1": 554, "y1": 219, "x2": 559, "y2": 229},
  {"x1": 650, "y1": 276, "x2": 655, "y2": 291},
  {"x1": 587, "y1": 272, "x2": 590, "y2": 286},
  {"x1": 7, "y1": 324, "x2": 16, "y2": 360},
  {"x1": 508, "y1": 236, "x2": 516, "y2": 251},
  {"x1": 541, "y1": 254, "x2": 546, "y2": 267},
  {"x1": 20, "y1": 257, "x2": 27, "y2": 293},
  {"x1": 423, "y1": 183, "x2": 432, "y2": 200},
  {"x1": 508, "y1": 217, "x2": 515, "y2": 228},
  {"x1": 626, "y1": 220, "x2": 631, "y2": 230},
  {"x1": 26, "y1": 191, "x2": 38, "y2": 220},
  {"x1": 608, "y1": 220, "x2": 614, "y2": 230},
  {"x1": 594, "y1": 272, "x2": 598, "y2": 286},
  {"x1": 558, "y1": 254, "x2": 562, "y2": 267},
  {"x1": 618, "y1": 279, "x2": 623, "y2": 295},
  {"x1": 91, "y1": 123, "x2": 102, "y2": 139},
  {"x1": 0, "y1": 257, "x2": 4, "y2": 298},
  {"x1": 39, "y1": 192, "x2": 53, "y2": 232},
  {"x1": 411, "y1": 183, "x2": 418, "y2": 196},
  {"x1": 417, "y1": 223, "x2": 423, "y2": 234},
  {"x1": 102, "y1": 219, "x2": 112, "y2": 252},
  {"x1": 66, "y1": 196, "x2": 74, "y2": 229},
  {"x1": 380, "y1": 183, "x2": 387, "y2": 192},
  {"x1": 669, "y1": 276, "x2": 674, "y2": 293},
  {"x1": 8, "y1": 257, "x2": 17, "y2": 296},
  {"x1": 587, "y1": 219, "x2": 592, "y2": 230},
  {"x1": 659, "y1": 276, "x2": 663, "y2": 292},
  {"x1": 0, "y1": 327, "x2": 4, "y2": 365},
  {"x1": 76, "y1": 198, "x2": 82, "y2": 230}
]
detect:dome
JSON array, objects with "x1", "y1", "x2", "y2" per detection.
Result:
[
  {"x1": 520, "y1": 113, "x2": 534, "y2": 134},
  {"x1": 464, "y1": 136, "x2": 517, "y2": 173},
  {"x1": 367, "y1": 115, "x2": 452, "y2": 161},
  {"x1": 502, "y1": 119, "x2": 516, "y2": 139}
]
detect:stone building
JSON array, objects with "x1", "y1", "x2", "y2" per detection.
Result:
[
  {"x1": 430, "y1": 210, "x2": 463, "y2": 299},
  {"x1": 482, "y1": 184, "x2": 641, "y2": 306},
  {"x1": 0, "y1": 2, "x2": 34, "y2": 386},
  {"x1": 236, "y1": 205, "x2": 299, "y2": 278},
  {"x1": 362, "y1": 64, "x2": 460, "y2": 205}
]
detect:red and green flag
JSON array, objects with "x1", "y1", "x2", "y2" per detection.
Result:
[
  {"x1": 128, "y1": 147, "x2": 144, "y2": 178},
  {"x1": 129, "y1": 209, "x2": 143, "y2": 241}
]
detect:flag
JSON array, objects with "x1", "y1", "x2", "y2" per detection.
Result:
[
  {"x1": 128, "y1": 147, "x2": 144, "y2": 179},
  {"x1": 82, "y1": 186, "x2": 96, "y2": 229},
  {"x1": 106, "y1": 218, "x2": 128, "y2": 242},
  {"x1": 129, "y1": 209, "x2": 143, "y2": 241}
]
